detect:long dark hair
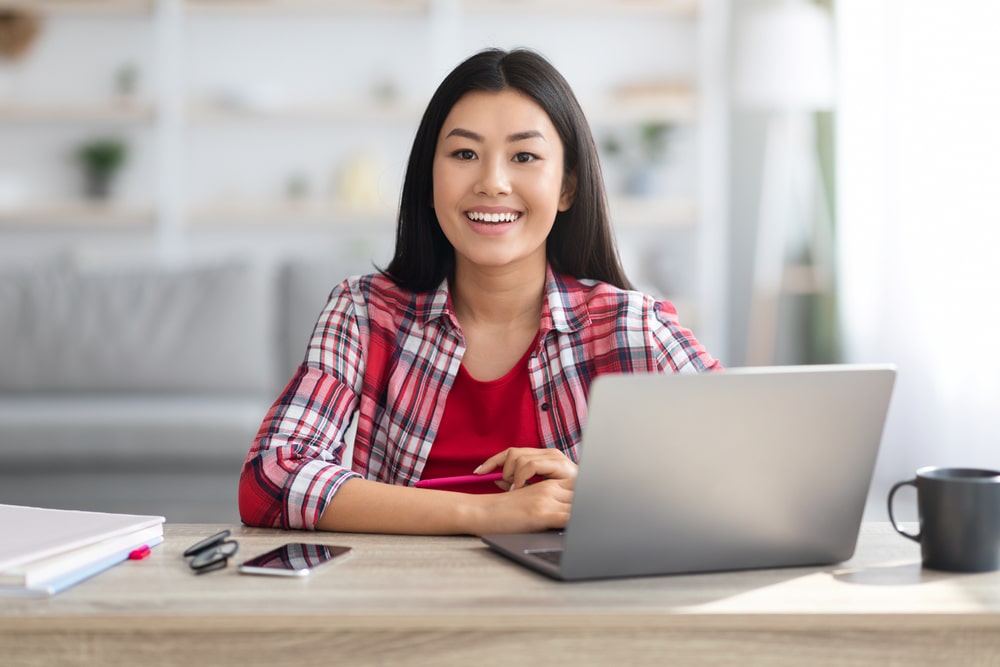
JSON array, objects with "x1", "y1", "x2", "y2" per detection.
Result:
[{"x1": 382, "y1": 48, "x2": 633, "y2": 292}]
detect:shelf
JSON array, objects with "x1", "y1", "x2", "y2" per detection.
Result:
[
  {"x1": 187, "y1": 94, "x2": 694, "y2": 126},
  {"x1": 186, "y1": 101, "x2": 421, "y2": 125},
  {"x1": 589, "y1": 93, "x2": 697, "y2": 126},
  {"x1": 185, "y1": 92, "x2": 695, "y2": 126},
  {"x1": 0, "y1": 103, "x2": 155, "y2": 125},
  {"x1": 0, "y1": 198, "x2": 692, "y2": 231},
  {"x1": 0, "y1": 202, "x2": 156, "y2": 228},
  {"x1": 460, "y1": 0, "x2": 698, "y2": 18},
  {"x1": 12, "y1": 1, "x2": 155, "y2": 16},
  {"x1": 184, "y1": 197, "x2": 693, "y2": 231},
  {"x1": 188, "y1": 201, "x2": 397, "y2": 230},
  {"x1": 609, "y1": 196, "x2": 697, "y2": 228},
  {"x1": 182, "y1": 0, "x2": 695, "y2": 17},
  {"x1": 184, "y1": 0, "x2": 429, "y2": 15}
]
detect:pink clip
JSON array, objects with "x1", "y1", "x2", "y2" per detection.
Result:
[{"x1": 128, "y1": 545, "x2": 152, "y2": 560}]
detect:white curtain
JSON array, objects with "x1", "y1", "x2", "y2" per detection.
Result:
[{"x1": 837, "y1": 0, "x2": 1000, "y2": 518}]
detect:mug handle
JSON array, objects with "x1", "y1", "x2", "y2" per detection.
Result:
[{"x1": 888, "y1": 478, "x2": 921, "y2": 542}]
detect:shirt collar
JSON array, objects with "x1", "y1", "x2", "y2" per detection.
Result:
[
  {"x1": 541, "y1": 265, "x2": 593, "y2": 334},
  {"x1": 418, "y1": 263, "x2": 593, "y2": 335},
  {"x1": 417, "y1": 278, "x2": 456, "y2": 329}
]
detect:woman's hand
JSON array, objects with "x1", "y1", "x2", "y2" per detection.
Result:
[
  {"x1": 474, "y1": 447, "x2": 578, "y2": 492},
  {"x1": 459, "y1": 448, "x2": 579, "y2": 535},
  {"x1": 470, "y1": 477, "x2": 573, "y2": 535}
]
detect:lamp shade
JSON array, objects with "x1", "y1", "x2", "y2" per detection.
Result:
[{"x1": 733, "y1": 1, "x2": 836, "y2": 111}]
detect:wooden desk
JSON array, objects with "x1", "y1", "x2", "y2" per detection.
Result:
[{"x1": 2, "y1": 523, "x2": 998, "y2": 666}]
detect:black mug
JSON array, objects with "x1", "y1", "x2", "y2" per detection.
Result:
[{"x1": 888, "y1": 467, "x2": 1000, "y2": 572}]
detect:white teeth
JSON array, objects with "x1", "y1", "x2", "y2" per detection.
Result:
[{"x1": 467, "y1": 211, "x2": 519, "y2": 223}]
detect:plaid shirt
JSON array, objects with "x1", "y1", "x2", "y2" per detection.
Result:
[{"x1": 239, "y1": 265, "x2": 720, "y2": 529}]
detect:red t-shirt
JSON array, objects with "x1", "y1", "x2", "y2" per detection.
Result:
[{"x1": 419, "y1": 338, "x2": 542, "y2": 494}]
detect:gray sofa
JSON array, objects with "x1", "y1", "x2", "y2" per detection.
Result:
[{"x1": 0, "y1": 256, "x2": 364, "y2": 522}]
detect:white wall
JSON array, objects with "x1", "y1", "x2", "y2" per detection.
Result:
[{"x1": 838, "y1": 0, "x2": 1000, "y2": 519}]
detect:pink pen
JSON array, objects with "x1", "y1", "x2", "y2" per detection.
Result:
[{"x1": 414, "y1": 472, "x2": 505, "y2": 489}]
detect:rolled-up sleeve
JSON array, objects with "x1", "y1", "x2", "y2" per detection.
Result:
[{"x1": 239, "y1": 283, "x2": 366, "y2": 530}]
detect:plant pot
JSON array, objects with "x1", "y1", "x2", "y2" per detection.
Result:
[{"x1": 83, "y1": 169, "x2": 115, "y2": 200}]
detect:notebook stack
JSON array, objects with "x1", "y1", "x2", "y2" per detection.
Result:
[{"x1": 0, "y1": 504, "x2": 165, "y2": 597}]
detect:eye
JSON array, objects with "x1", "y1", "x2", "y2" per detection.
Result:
[
  {"x1": 512, "y1": 152, "x2": 537, "y2": 164},
  {"x1": 451, "y1": 149, "x2": 477, "y2": 161}
]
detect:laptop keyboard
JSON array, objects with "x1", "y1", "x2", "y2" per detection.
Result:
[{"x1": 525, "y1": 548, "x2": 563, "y2": 566}]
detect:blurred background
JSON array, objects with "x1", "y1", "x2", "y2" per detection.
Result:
[{"x1": 0, "y1": 0, "x2": 997, "y2": 524}]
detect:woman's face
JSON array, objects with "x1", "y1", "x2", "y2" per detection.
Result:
[{"x1": 432, "y1": 89, "x2": 574, "y2": 277}]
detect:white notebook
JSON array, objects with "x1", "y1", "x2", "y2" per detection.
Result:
[{"x1": 0, "y1": 504, "x2": 165, "y2": 575}]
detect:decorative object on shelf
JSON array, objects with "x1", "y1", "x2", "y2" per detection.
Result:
[
  {"x1": 0, "y1": 6, "x2": 41, "y2": 102},
  {"x1": 213, "y1": 83, "x2": 289, "y2": 113},
  {"x1": 0, "y1": 6, "x2": 40, "y2": 60},
  {"x1": 115, "y1": 62, "x2": 139, "y2": 105},
  {"x1": 639, "y1": 122, "x2": 671, "y2": 163},
  {"x1": 75, "y1": 137, "x2": 128, "y2": 200},
  {"x1": 0, "y1": 171, "x2": 24, "y2": 211},
  {"x1": 598, "y1": 133, "x2": 626, "y2": 195},
  {"x1": 371, "y1": 77, "x2": 399, "y2": 107},
  {"x1": 286, "y1": 172, "x2": 309, "y2": 201},
  {"x1": 334, "y1": 151, "x2": 382, "y2": 211},
  {"x1": 628, "y1": 121, "x2": 674, "y2": 197},
  {"x1": 733, "y1": 0, "x2": 836, "y2": 365}
]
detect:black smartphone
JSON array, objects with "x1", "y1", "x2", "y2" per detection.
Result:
[{"x1": 237, "y1": 543, "x2": 352, "y2": 577}]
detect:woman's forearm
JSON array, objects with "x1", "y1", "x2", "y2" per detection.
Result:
[
  {"x1": 315, "y1": 476, "x2": 573, "y2": 536},
  {"x1": 315, "y1": 477, "x2": 485, "y2": 535}
]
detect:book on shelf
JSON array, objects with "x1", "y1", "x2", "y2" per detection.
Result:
[{"x1": 0, "y1": 504, "x2": 165, "y2": 597}]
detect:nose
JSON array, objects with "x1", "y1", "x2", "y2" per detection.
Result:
[{"x1": 474, "y1": 157, "x2": 511, "y2": 197}]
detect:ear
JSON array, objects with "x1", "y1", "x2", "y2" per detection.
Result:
[{"x1": 559, "y1": 170, "x2": 577, "y2": 212}]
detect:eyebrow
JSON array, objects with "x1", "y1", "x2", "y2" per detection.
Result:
[{"x1": 444, "y1": 128, "x2": 547, "y2": 143}]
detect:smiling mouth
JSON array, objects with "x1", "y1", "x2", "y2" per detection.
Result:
[{"x1": 466, "y1": 211, "x2": 521, "y2": 224}]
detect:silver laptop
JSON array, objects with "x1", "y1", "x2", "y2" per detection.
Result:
[{"x1": 482, "y1": 364, "x2": 896, "y2": 581}]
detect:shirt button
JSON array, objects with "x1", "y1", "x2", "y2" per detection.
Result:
[{"x1": 540, "y1": 402, "x2": 550, "y2": 412}]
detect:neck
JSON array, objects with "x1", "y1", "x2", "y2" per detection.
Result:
[{"x1": 451, "y1": 258, "x2": 547, "y2": 328}]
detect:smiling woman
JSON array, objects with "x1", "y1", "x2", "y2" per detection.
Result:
[
  {"x1": 432, "y1": 89, "x2": 571, "y2": 284},
  {"x1": 238, "y1": 48, "x2": 720, "y2": 537},
  {"x1": 387, "y1": 48, "x2": 623, "y2": 294}
]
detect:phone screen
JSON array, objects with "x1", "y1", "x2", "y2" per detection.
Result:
[{"x1": 238, "y1": 543, "x2": 351, "y2": 577}]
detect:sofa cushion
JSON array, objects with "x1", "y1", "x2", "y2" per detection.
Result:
[
  {"x1": 278, "y1": 255, "x2": 375, "y2": 379},
  {"x1": 0, "y1": 262, "x2": 277, "y2": 394},
  {"x1": 0, "y1": 394, "x2": 266, "y2": 468}
]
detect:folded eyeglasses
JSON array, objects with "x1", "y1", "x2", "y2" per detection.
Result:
[{"x1": 183, "y1": 530, "x2": 239, "y2": 574}]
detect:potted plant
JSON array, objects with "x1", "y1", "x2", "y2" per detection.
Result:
[{"x1": 76, "y1": 138, "x2": 128, "y2": 200}]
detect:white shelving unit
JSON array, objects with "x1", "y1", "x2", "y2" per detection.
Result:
[{"x1": 0, "y1": 0, "x2": 727, "y2": 353}]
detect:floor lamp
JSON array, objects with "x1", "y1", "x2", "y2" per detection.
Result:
[{"x1": 734, "y1": 0, "x2": 836, "y2": 366}]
